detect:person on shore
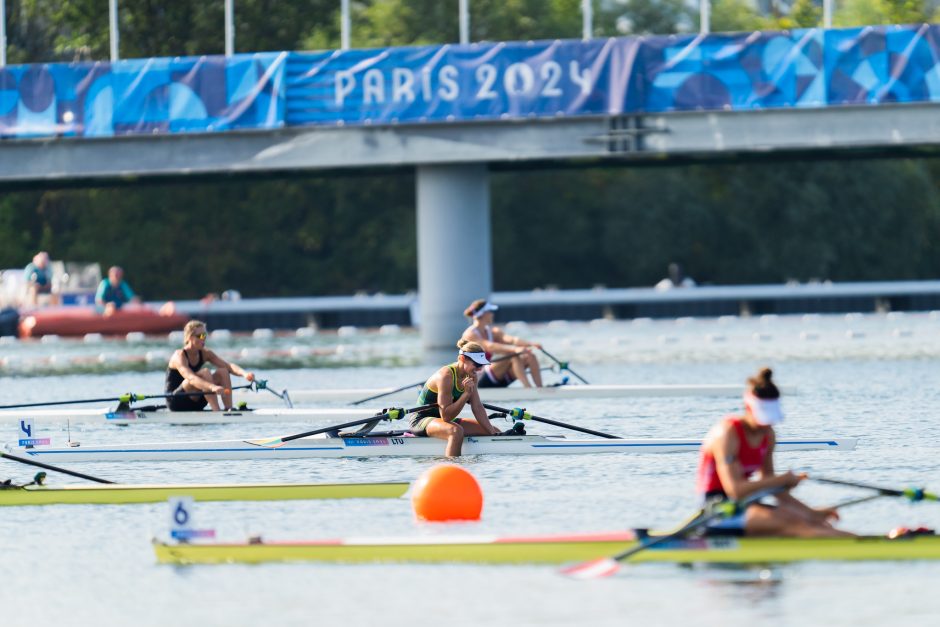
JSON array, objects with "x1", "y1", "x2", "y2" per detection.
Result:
[
  {"x1": 409, "y1": 339, "x2": 509, "y2": 456},
  {"x1": 95, "y1": 265, "x2": 140, "y2": 315},
  {"x1": 696, "y1": 367, "x2": 852, "y2": 537},
  {"x1": 460, "y1": 299, "x2": 543, "y2": 388},
  {"x1": 655, "y1": 262, "x2": 697, "y2": 290},
  {"x1": 165, "y1": 320, "x2": 256, "y2": 412},
  {"x1": 24, "y1": 252, "x2": 55, "y2": 306}
]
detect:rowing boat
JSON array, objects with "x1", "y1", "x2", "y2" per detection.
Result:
[
  {"x1": 0, "y1": 481, "x2": 409, "y2": 506},
  {"x1": 235, "y1": 383, "x2": 799, "y2": 406},
  {"x1": 3, "y1": 433, "x2": 855, "y2": 462},
  {"x1": 152, "y1": 529, "x2": 940, "y2": 565},
  {"x1": 0, "y1": 407, "x2": 379, "y2": 426}
]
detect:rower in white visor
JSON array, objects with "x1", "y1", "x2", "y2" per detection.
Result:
[
  {"x1": 461, "y1": 298, "x2": 544, "y2": 388},
  {"x1": 410, "y1": 339, "x2": 518, "y2": 456}
]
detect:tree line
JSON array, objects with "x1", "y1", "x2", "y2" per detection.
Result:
[{"x1": 1, "y1": 0, "x2": 939, "y2": 301}]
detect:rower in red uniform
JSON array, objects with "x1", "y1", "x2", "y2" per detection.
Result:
[{"x1": 696, "y1": 367, "x2": 852, "y2": 537}]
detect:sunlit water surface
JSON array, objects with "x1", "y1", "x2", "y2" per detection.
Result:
[{"x1": 1, "y1": 313, "x2": 939, "y2": 626}]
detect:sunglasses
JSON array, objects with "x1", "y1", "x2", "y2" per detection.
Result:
[{"x1": 195, "y1": 332, "x2": 208, "y2": 340}]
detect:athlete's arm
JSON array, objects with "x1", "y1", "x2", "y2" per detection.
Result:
[
  {"x1": 467, "y1": 384, "x2": 500, "y2": 434},
  {"x1": 436, "y1": 369, "x2": 469, "y2": 422},
  {"x1": 169, "y1": 350, "x2": 222, "y2": 394},
  {"x1": 494, "y1": 326, "x2": 542, "y2": 349},
  {"x1": 204, "y1": 349, "x2": 255, "y2": 382},
  {"x1": 713, "y1": 426, "x2": 801, "y2": 499}
]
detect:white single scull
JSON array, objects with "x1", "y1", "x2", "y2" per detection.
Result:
[
  {"x1": 3, "y1": 433, "x2": 856, "y2": 462},
  {"x1": 0, "y1": 407, "x2": 380, "y2": 426},
  {"x1": 235, "y1": 383, "x2": 799, "y2": 406}
]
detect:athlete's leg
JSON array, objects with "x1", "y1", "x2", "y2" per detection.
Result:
[
  {"x1": 745, "y1": 504, "x2": 852, "y2": 537},
  {"x1": 425, "y1": 419, "x2": 466, "y2": 457},
  {"x1": 179, "y1": 369, "x2": 219, "y2": 410},
  {"x1": 521, "y1": 352, "x2": 543, "y2": 387},
  {"x1": 509, "y1": 355, "x2": 533, "y2": 387},
  {"x1": 212, "y1": 367, "x2": 234, "y2": 409},
  {"x1": 454, "y1": 418, "x2": 496, "y2": 436}
]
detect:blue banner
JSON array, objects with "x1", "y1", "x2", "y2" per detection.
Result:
[
  {"x1": 3, "y1": 25, "x2": 940, "y2": 139},
  {"x1": 286, "y1": 38, "x2": 639, "y2": 125},
  {"x1": 285, "y1": 24, "x2": 940, "y2": 126},
  {"x1": 0, "y1": 52, "x2": 287, "y2": 138}
]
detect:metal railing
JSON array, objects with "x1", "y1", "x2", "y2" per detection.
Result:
[{"x1": 0, "y1": 0, "x2": 842, "y2": 68}]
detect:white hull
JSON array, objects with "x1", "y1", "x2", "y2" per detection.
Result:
[
  {"x1": 0, "y1": 407, "x2": 379, "y2": 426},
  {"x1": 237, "y1": 384, "x2": 798, "y2": 406},
  {"x1": 3, "y1": 434, "x2": 855, "y2": 462}
]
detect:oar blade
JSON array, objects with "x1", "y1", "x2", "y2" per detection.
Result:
[
  {"x1": 246, "y1": 436, "x2": 285, "y2": 449},
  {"x1": 559, "y1": 557, "x2": 621, "y2": 580}
]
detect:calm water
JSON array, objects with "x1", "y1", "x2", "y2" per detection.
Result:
[{"x1": 1, "y1": 313, "x2": 939, "y2": 627}]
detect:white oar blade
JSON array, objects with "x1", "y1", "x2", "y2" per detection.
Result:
[{"x1": 559, "y1": 557, "x2": 620, "y2": 579}]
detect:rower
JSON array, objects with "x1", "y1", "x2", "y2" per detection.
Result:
[
  {"x1": 165, "y1": 320, "x2": 256, "y2": 411},
  {"x1": 409, "y1": 340, "x2": 507, "y2": 457},
  {"x1": 460, "y1": 299, "x2": 543, "y2": 388},
  {"x1": 696, "y1": 367, "x2": 853, "y2": 538}
]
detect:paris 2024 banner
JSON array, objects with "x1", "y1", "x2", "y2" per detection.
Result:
[{"x1": 1, "y1": 24, "x2": 938, "y2": 138}]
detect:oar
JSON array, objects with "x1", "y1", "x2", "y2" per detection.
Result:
[
  {"x1": 0, "y1": 384, "x2": 255, "y2": 411},
  {"x1": 350, "y1": 382, "x2": 424, "y2": 406},
  {"x1": 0, "y1": 451, "x2": 114, "y2": 484},
  {"x1": 812, "y1": 477, "x2": 938, "y2": 502},
  {"x1": 251, "y1": 379, "x2": 293, "y2": 408},
  {"x1": 481, "y1": 403, "x2": 619, "y2": 439},
  {"x1": 349, "y1": 353, "x2": 522, "y2": 406},
  {"x1": 539, "y1": 348, "x2": 589, "y2": 384},
  {"x1": 248, "y1": 403, "x2": 435, "y2": 448},
  {"x1": 561, "y1": 487, "x2": 783, "y2": 579},
  {"x1": 830, "y1": 493, "x2": 885, "y2": 509}
]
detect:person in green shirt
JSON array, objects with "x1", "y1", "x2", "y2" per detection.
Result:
[{"x1": 95, "y1": 265, "x2": 140, "y2": 315}]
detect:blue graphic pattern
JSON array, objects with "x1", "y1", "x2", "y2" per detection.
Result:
[
  {"x1": 2, "y1": 25, "x2": 940, "y2": 138},
  {"x1": 0, "y1": 52, "x2": 287, "y2": 138}
]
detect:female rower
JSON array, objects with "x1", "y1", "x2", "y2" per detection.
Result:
[
  {"x1": 696, "y1": 367, "x2": 852, "y2": 537},
  {"x1": 460, "y1": 299, "x2": 543, "y2": 388},
  {"x1": 410, "y1": 340, "x2": 504, "y2": 456},
  {"x1": 165, "y1": 320, "x2": 256, "y2": 411}
]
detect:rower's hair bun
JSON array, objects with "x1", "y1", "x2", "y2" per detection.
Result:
[
  {"x1": 464, "y1": 299, "x2": 487, "y2": 318},
  {"x1": 748, "y1": 367, "x2": 780, "y2": 399},
  {"x1": 457, "y1": 338, "x2": 484, "y2": 353}
]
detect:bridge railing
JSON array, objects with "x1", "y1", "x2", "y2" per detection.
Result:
[{"x1": 1, "y1": 24, "x2": 938, "y2": 140}]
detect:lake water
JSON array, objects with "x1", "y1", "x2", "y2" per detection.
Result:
[{"x1": 1, "y1": 312, "x2": 939, "y2": 627}]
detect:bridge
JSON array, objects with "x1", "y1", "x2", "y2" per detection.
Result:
[{"x1": 4, "y1": 24, "x2": 940, "y2": 346}]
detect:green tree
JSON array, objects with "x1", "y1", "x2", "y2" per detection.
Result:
[
  {"x1": 612, "y1": 0, "x2": 694, "y2": 35},
  {"x1": 709, "y1": 0, "x2": 769, "y2": 33},
  {"x1": 775, "y1": 0, "x2": 822, "y2": 28},
  {"x1": 836, "y1": 0, "x2": 934, "y2": 26}
]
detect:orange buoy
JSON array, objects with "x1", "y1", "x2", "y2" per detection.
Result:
[{"x1": 411, "y1": 464, "x2": 483, "y2": 522}]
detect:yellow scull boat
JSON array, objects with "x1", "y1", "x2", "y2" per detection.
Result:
[
  {"x1": 153, "y1": 530, "x2": 940, "y2": 565},
  {"x1": 0, "y1": 481, "x2": 409, "y2": 506}
]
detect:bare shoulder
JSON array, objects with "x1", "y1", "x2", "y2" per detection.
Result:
[
  {"x1": 203, "y1": 348, "x2": 227, "y2": 364},
  {"x1": 168, "y1": 349, "x2": 183, "y2": 366},
  {"x1": 710, "y1": 419, "x2": 740, "y2": 453}
]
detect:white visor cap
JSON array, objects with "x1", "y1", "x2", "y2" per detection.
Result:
[
  {"x1": 459, "y1": 350, "x2": 491, "y2": 366},
  {"x1": 744, "y1": 393, "x2": 784, "y2": 426},
  {"x1": 473, "y1": 302, "x2": 499, "y2": 318}
]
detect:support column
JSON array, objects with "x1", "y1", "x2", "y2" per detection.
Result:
[{"x1": 416, "y1": 164, "x2": 492, "y2": 349}]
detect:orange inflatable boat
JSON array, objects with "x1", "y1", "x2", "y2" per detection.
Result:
[{"x1": 19, "y1": 303, "x2": 190, "y2": 338}]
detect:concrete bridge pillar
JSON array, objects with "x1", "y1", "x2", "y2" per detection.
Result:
[{"x1": 416, "y1": 164, "x2": 492, "y2": 349}]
